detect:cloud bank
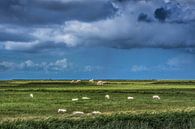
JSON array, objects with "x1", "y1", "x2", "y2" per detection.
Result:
[
  {"x1": 0, "y1": 58, "x2": 103, "y2": 73},
  {"x1": 0, "y1": 58, "x2": 71, "y2": 72},
  {"x1": 131, "y1": 54, "x2": 195, "y2": 72},
  {"x1": 1, "y1": 0, "x2": 195, "y2": 51}
]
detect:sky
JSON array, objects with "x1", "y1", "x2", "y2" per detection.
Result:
[{"x1": 0, "y1": 0, "x2": 195, "y2": 80}]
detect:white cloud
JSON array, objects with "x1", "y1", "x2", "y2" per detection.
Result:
[
  {"x1": 83, "y1": 65, "x2": 102, "y2": 72},
  {"x1": 166, "y1": 55, "x2": 194, "y2": 67},
  {"x1": 130, "y1": 64, "x2": 177, "y2": 72},
  {"x1": 131, "y1": 54, "x2": 195, "y2": 72},
  {"x1": 4, "y1": 41, "x2": 40, "y2": 51},
  {"x1": 0, "y1": 58, "x2": 71, "y2": 71},
  {"x1": 0, "y1": 61, "x2": 15, "y2": 71},
  {"x1": 48, "y1": 58, "x2": 70, "y2": 70},
  {"x1": 0, "y1": 58, "x2": 103, "y2": 73},
  {"x1": 131, "y1": 65, "x2": 149, "y2": 72}
]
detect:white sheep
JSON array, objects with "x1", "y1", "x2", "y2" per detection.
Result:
[
  {"x1": 97, "y1": 81, "x2": 103, "y2": 85},
  {"x1": 70, "y1": 80, "x2": 75, "y2": 83},
  {"x1": 105, "y1": 95, "x2": 110, "y2": 99},
  {"x1": 127, "y1": 96, "x2": 134, "y2": 100},
  {"x1": 153, "y1": 95, "x2": 160, "y2": 100},
  {"x1": 30, "y1": 93, "x2": 33, "y2": 98},
  {"x1": 58, "y1": 109, "x2": 66, "y2": 113},
  {"x1": 97, "y1": 81, "x2": 106, "y2": 86},
  {"x1": 82, "y1": 97, "x2": 90, "y2": 100},
  {"x1": 75, "y1": 80, "x2": 81, "y2": 83},
  {"x1": 72, "y1": 98, "x2": 79, "y2": 101},
  {"x1": 92, "y1": 111, "x2": 101, "y2": 115},
  {"x1": 73, "y1": 111, "x2": 84, "y2": 115},
  {"x1": 89, "y1": 79, "x2": 94, "y2": 83}
]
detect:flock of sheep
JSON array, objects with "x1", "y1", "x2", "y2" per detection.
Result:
[
  {"x1": 29, "y1": 80, "x2": 161, "y2": 115},
  {"x1": 71, "y1": 79, "x2": 106, "y2": 86}
]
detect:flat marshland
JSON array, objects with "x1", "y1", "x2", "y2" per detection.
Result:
[{"x1": 0, "y1": 80, "x2": 195, "y2": 129}]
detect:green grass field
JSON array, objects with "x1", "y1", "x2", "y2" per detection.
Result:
[{"x1": 0, "y1": 80, "x2": 195, "y2": 129}]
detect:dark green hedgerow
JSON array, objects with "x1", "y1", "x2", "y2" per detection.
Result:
[{"x1": 1, "y1": 112, "x2": 195, "y2": 129}]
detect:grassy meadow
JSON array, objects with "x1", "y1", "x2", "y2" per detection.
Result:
[{"x1": 0, "y1": 80, "x2": 195, "y2": 129}]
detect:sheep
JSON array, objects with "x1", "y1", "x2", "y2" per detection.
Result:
[
  {"x1": 153, "y1": 95, "x2": 160, "y2": 100},
  {"x1": 58, "y1": 109, "x2": 66, "y2": 113},
  {"x1": 70, "y1": 80, "x2": 75, "y2": 83},
  {"x1": 89, "y1": 79, "x2": 94, "y2": 83},
  {"x1": 97, "y1": 81, "x2": 106, "y2": 86},
  {"x1": 72, "y1": 98, "x2": 79, "y2": 101},
  {"x1": 105, "y1": 95, "x2": 110, "y2": 99},
  {"x1": 127, "y1": 96, "x2": 134, "y2": 100},
  {"x1": 73, "y1": 111, "x2": 84, "y2": 115},
  {"x1": 75, "y1": 80, "x2": 81, "y2": 83},
  {"x1": 30, "y1": 93, "x2": 33, "y2": 98},
  {"x1": 97, "y1": 81, "x2": 103, "y2": 85},
  {"x1": 82, "y1": 97, "x2": 90, "y2": 100},
  {"x1": 92, "y1": 111, "x2": 101, "y2": 115}
]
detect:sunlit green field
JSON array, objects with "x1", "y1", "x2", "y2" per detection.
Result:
[{"x1": 0, "y1": 80, "x2": 195, "y2": 129}]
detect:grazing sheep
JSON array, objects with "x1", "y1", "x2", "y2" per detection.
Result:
[
  {"x1": 105, "y1": 95, "x2": 110, "y2": 99},
  {"x1": 75, "y1": 80, "x2": 81, "y2": 83},
  {"x1": 73, "y1": 111, "x2": 84, "y2": 115},
  {"x1": 89, "y1": 79, "x2": 94, "y2": 83},
  {"x1": 92, "y1": 111, "x2": 101, "y2": 115},
  {"x1": 153, "y1": 95, "x2": 160, "y2": 100},
  {"x1": 72, "y1": 98, "x2": 79, "y2": 101},
  {"x1": 97, "y1": 81, "x2": 103, "y2": 85},
  {"x1": 127, "y1": 96, "x2": 134, "y2": 100},
  {"x1": 97, "y1": 81, "x2": 106, "y2": 86},
  {"x1": 58, "y1": 109, "x2": 66, "y2": 113},
  {"x1": 70, "y1": 80, "x2": 75, "y2": 83},
  {"x1": 82, "y1": 97, "x2": 90, "y2": 100},
  {"x1": 30, "y1": 93, "x2": 33, "y2": 98}
]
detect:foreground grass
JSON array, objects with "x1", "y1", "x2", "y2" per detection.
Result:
[
  {"x1": 1, "y1": 112, "x2": 195, "y2": 129},
  {"x1": 0, "y1": 80, "x2": 195, "y2": 128}
]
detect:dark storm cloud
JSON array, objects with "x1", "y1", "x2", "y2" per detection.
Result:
[
  {"x1": 154, "y1": 7, "x2": 169, "y2": 22},
  {"x1": 138, "y1": 13, "x2": 152, "y2": 22},
  {"x1": 0, "y1": 0, "x2": 116, "y2": 25},
  {"x1": 0, "y1": 0, "x2": 116, "y2": 46},
  {"x1": 1, "y1": 0, "x2": 195, "y2": 52}
]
